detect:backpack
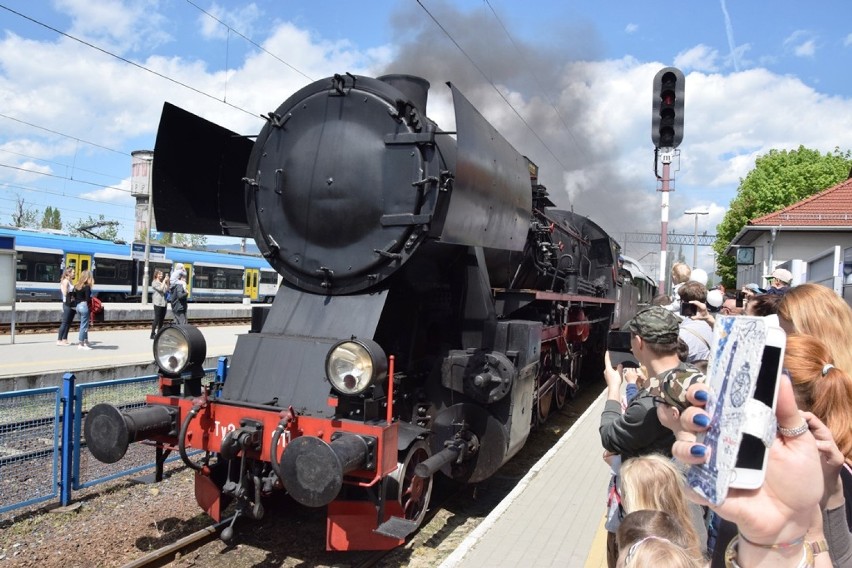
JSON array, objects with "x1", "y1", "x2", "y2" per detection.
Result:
[{"x1": 169, "y1": 283, "x2": 185, "y2": 308}]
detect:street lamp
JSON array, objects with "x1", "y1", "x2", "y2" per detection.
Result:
[{"x1": 684, "y1": 209, "x2": 709, "y2": 269}]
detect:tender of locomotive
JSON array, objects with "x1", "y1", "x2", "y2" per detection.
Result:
[{"x1": 84, "y1": 73, "x2": 650, "y2": 550}]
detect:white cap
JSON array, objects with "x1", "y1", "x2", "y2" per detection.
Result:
[
  {"x1": 706, "y1": 289, "x2": 724, "y2": 308},
  {"x1": 689, "y1": 268, "x2": 708, "y2": 286},
  {"x1": 764, "y1": 268, "x2": 792, "y2": 284}
]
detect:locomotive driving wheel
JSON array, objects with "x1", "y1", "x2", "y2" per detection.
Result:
[{"x1": 387, "y1": 440, "x2": 433, "y2": 528}]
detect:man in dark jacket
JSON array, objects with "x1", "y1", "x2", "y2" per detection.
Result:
[
  {"x1": 600, "y1": 306, "x2": 705, "y2": 460},
  {"x1": 170, "y1": 272, "x2": 189, "y2": 324}
]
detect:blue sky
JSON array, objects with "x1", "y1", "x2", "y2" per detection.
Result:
[{"x1": 2, "y1": 0, "x2": 852, "y2": 279}]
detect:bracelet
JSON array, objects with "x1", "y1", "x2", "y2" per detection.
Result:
[
  {"x1": 807, "y1": 539, "x2": 829, "y2": 555},
  {"x1": 725, "y1": 535, "x2": 814, "y2": 568},
  {"x1": 739, "y1": 531, "x2": 806, "y2": 550}
]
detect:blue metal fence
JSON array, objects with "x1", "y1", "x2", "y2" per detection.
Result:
[
  {"x1": 0, "y1": 356, "x2": 228, "y2": 517},
  {"x1": 0, "y1": 386, "x2": 61, "y2": 514}
]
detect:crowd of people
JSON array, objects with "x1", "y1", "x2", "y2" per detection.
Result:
[
  {"x1": 55, "y1": 262, "x2": 191, "y2": 348},
  {"x1": 601, "y1": 261, "x2": 852, "y2": 567}
]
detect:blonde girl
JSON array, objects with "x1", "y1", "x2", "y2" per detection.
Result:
[{"x1": 619, "y1": 453, "x2": 704, "y2": 558}]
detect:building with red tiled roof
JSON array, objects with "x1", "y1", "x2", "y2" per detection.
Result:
[{"x1": 724, "y1": 176, "x2": 852, "y2": 297}]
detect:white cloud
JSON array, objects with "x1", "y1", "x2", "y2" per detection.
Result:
[
  {"x1": 80, "y1": 181, "x2": 134, "y2": 205},
  {"x1": 784, "y1": 30, "x2": 818, "y2": 58},
  {"x1": 674, "y1": 45, "x2": 720, "y2": 72},
  {"x1": 794, "y1": 40, "x2": 816, "y2": 57},
  {"x1": 625, "y1": 23, "x2": 638, "y2": 34},
  {"x1": 845, "y1": 33, "x2": 852, "y2": 47},
  {"x1": 55, "y1": 0, "x2": 171, "y2": 53},
  {"x1": 197, "y1": 3, "x2": 262, "y2": 41}
]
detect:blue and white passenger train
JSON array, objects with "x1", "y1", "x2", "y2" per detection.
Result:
[{"x1": 1, "y1": 226, "x2": 279, "y2": 303}]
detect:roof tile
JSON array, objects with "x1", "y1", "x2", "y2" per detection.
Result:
[{"x1": 750, "y1": 177, "x2": 852, "y2": 226}]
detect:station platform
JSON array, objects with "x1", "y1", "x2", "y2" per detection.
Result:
[
  {"x1": 0, "y1": 323, "x2": 249, "y2": 392},
  {"x1": 440, "y1": 390, "x2": 610, "y2": 568},
  {"x1": 0, "y1": 301, "x2": 252, "y2": 325}
]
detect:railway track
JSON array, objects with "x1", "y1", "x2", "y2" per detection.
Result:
[
  {"x1": 0, "y1": 318, "x2": 251, "y2": 335},
  {"x1": 100, "y1": 381, "x2": 604, "y2": 568}
]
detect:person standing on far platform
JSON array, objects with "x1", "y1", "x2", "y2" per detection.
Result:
[
  {"x1": 74, "y1": 270, "x2": 95, "y2": 350},
  {"x1": 170, "y1": 269, "x2": 189, "y2": 325},
  {"x1": 150, "y1": 269, "x2": 169, "y2": 339},
  {"x1": 57, "y1": 266, "x2": 76, "y2": 345}
]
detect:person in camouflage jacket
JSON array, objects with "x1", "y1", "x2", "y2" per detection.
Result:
[{"x1": 600, "y1": 306, "x2": 706, "y2": 461}]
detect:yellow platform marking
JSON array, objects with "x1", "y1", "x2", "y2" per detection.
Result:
[{"x1": 584, "y1": 513, "x2": 609, "y2": 568}]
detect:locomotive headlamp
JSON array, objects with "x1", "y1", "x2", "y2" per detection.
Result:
[
  {"x1": 325, "y1": 338, "x2": 388, "y2": 395},
  {"x1": 153, "y1": 325, "x2": 207, "y2": 377}
]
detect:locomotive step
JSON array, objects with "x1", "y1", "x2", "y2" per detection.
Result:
[{"x1": 374, "y1": 516, "x2": 420, "y2": 540}]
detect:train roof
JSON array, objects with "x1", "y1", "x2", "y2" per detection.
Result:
[
  {"x1": 619, "y1": 254, "x2": 655, "y2": 285},
  {"x1": 0, "y1": 226, "x2": 274, "y2": 270}
]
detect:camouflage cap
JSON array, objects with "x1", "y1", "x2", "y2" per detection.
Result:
[
  {"x1": 625, "y1": 306, "x2": 681, "y2": 345},
  {"x1": 648, "y1": 365, "x2": 707, "y2": 410}
]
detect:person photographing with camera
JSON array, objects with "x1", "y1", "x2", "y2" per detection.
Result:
[{"x1": 678, "y1": 281, "x2": 714, "y2": 371}]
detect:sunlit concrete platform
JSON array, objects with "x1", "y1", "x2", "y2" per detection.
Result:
[
  {"x1": 0, "y1": 302, "x2": 252, "y2": 325},
  {"x1": 0, "y1": 324, "x2": 249, "y2": 392},
  {"x1": 440, "y1": 391, "x2": 610, "y2": 568}
]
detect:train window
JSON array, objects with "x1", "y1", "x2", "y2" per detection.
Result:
[
  {"x1": 96, "y1": 258, "x2": 118, "y2": 280},
  {"x1": 260, "y1": 271, "x2": 278, "y2": 284},
  {"x1": 16, "y1": 259, "x2": 27, "y2": 281},
  {"x1": 36, "y1": 263, "x2": 61, "y2": 283}
]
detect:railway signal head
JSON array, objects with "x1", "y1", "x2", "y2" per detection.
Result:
[{"x1": 652, "y1": 67, "x2": 685, "y2": 149}]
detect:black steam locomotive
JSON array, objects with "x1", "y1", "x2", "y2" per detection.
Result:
[{"x1": 84, "y1": 74, "x2": 651, "y2": 550}]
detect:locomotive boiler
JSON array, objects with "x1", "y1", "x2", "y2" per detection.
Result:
[{"x1": 84, "y1": 73, "x2": 646, "y2": 550}]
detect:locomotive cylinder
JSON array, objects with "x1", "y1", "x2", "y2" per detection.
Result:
[
  {"x1": 85, "y1": 403, "x2": 177, "y2": 464},
  {"x1": 413, "y1": 445, "x2": 461, "y2": 479},
  {"x1": 278, "y1": 434, "x2": 371, "y2": 507}
]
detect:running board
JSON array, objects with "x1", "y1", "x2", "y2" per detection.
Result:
[{"x1": 374, "y1": 516, "x2": 420, "y2": 540}]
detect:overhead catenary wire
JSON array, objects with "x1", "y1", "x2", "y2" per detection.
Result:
[
  {"x1": 0, "y1": 3, "x2": 259, "y2": 119},
  {"x1": 184, "y1": 0, "x2": 314, "y2": 83}
]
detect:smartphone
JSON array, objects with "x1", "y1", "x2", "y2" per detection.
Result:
[
  {"x1": 686, "y1": 316, "x2": 785, "y2": 503},
  {"x1": 735, "y1": 291, "x2": 745, "y2": 308},
  {"x1": 607, "y1": 330, "x2": 632, "y2": 352},
  {"x1": 729, "y1": 323, "x2": 784, "y2": 489},
  {"x1": 680, "y1": 302, "x2": 697, "y2": 317}
]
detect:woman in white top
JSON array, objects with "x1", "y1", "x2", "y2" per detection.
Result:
[{"x1": 56, "y1": 266, "x2": 76, "y2": 345}]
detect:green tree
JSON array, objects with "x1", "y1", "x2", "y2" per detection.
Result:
[
  {"x1": 156, "y1": 232, "x2": 207, "y2": 248},
  {"x1": 11, "y1": 195, "x2": 39, "y2": 228},
  {"x1": 70, "y1": 215, "x2": 120, "y2": 241},
  {"x1": 714, "y1": 145, "x2": 852, "y2": 285},
  {"x1": 40, "y1": 206, "x2": 62, "y2": 230}
]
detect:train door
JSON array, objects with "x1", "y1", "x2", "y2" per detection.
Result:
[
  {"x1": 245, "y1": 269, "x2": 259, "y2": 301},
  {"x1": 179, "y1": 263, "x2": 193, "y2": 299},
  {"x1": 65, "y1": 253, "x2": 92, "y2": 278}
]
